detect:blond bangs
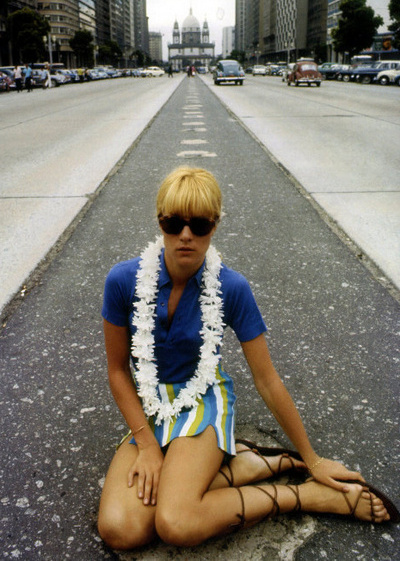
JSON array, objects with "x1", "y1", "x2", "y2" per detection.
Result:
[{"x1": 157, "y1": 167, "x2": 221, "y2": 219}]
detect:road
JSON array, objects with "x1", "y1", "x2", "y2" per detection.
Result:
[
  {"x1": 1, "y1": 74, "x2": 399, "y2": 321},
  {"x1": 203, "y1": 74, "x2": 400, "y2": 292},
  {"x1": 0, "y1": 75, "x2": 184, "y2": 317},
  {"x1": 0, "y1": 75, "x2": 399, "y2": 560}
]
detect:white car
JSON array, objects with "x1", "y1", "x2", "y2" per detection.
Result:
[
  {"x1": 252, "y1": 65, "x2": 267, "y2": 76},
  {"x1": 141, "y1": 66, "x2": 165, "y2": 77},
  {"x1": 375, "y1": 68, "x2": 400, "y2": 86}
]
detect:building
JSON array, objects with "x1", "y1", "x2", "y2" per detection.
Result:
[
  {"x1": 149, "y1": 31, "x2": 162, "y2": 63},
  {"x1": 38, "y1": 0, "x2": 80, "y2": 67},
  {"x1": 168, "y1": 8, "x2": 215, "y2": 71},
  {"x1": 222, "y1": 26, "x2": 235, "y2": 59}
]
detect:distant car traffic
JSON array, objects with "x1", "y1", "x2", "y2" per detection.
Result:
[
  {"x1": 252, "y1": 65, "x2": 267, "y2": 76},
  {"x1": 287, "y1": 60, "x2": 322, "y2": 86},
  {"x1": 141, "y1": 66, "x2": 165, "y2": 77},
  {"x1": 213, "y1": 60, "x2": 245, "y2": 85}
]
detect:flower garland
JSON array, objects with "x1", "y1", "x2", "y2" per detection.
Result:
[{"x1": 131, "y1": 236, "x2": 224, "y2": 425}]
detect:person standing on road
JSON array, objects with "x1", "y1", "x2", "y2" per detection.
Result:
[
  {"x1": 42, "y1": 64, "x2": 51, "y2": 89},
  {"x1": 168, "y1": 64, "x2": 173, "y2": 78},
  {"x1": 23, "y1": 64, "x2": 33, "y2": 92},
  {"x1": 98, "y1": 167, "x2": 398, "y2": 551},
  {"x1": 14, "y1": 65, "x2": 23, "y2": 92}
]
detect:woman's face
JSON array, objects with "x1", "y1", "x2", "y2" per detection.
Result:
[{"x1": 160, "y1": 215, "x2": 217, "y2": 277}]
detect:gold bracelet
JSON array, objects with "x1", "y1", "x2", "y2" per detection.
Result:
[
  {"x1": 308, "y1": 457, "x2": 325, "y2": 471},
  {"x1": 132, "y1": 424, "x2": 147, "y2": 436}
]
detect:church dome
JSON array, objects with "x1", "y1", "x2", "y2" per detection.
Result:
[{"x1": 182, "y1": 8, "x2": 200, "y2": 31}]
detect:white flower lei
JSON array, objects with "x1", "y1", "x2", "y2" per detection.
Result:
[{"x1": 131, "y1": 236, "x2": 224, "y2": 425}]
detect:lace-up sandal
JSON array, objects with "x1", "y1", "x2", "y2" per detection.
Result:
[
  {"x1": 338, "y1": 480, "x2": 400, "y2": 523},
  {"x1": 235, "y1": 439, "x2": 304, "y2": 477},
  {"x1": 230, "y1": 487, "x2": 246, "y2": 531}
]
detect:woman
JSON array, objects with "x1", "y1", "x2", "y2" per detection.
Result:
[{"x1": 98, "y1": 167, "x2": 398, "y2": 550}]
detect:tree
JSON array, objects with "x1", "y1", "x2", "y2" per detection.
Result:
[
  {"x1": 6, "y1": 7, "x2": 50, "y2": 64},
  {"x1": 388, "y1": 0, "x2": 400, "y2": 49},
  {"x1": 70, "y1": 29, "x2": 94, "y2": 67},
  {"x1": 98, "y1": 41, "x2": 122, "y2": 66},
  {"x1": 331, "y1": 0, "x2": 384, "y2": 58},
  {"x1": 229, "y1": 50, "x2": 246, "y2": 63}
]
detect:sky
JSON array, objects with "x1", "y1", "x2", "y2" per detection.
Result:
[{"x1": 146, "y1": 0, "x2": 235, "y2": 60}]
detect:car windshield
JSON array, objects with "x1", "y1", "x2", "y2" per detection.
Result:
[
  {"x1": 222, "y1": 63, "x2": 239, "y2": 71},
  {"x1": 300, "y1": 64, "x2": 317, "y2": 71}
]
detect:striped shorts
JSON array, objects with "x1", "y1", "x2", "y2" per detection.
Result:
[{"x1": 129, "y1": 364, "x2": 237, "y2": 456}]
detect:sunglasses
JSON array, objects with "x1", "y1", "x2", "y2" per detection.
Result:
[{"x1": 158, "y1": 215, "x2": 217, "y2": 237}]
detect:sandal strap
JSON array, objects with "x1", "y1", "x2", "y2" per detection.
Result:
[
  {"x1": 229, "y1": 487, "x2": 246, "y2": 531},
  {"x1": 238, "y1": 447, "x2": 298, "y2": 478},
  {"x1": 254, "y1": 484, "x2": 280, "y2": 519},
  {"x1": 219, "y1": 463, "x2": 234, "y2": 487},
  {"x1": 286, "y1": 484, "x2": 302, "y2": 511}
]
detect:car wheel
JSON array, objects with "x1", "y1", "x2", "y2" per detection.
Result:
[
  {"x1": 239, "y1": 80, "x2": 243, "y2": 85},
  {"x1": 361, "y1": 75, "x2": 371, "y2": 84},
  {"x1": 396, "y1": 77, "x2": 400, "y2": 86},
  {"x1": 287, "y1": 80, "x2": 290, "y2": 86},
  {"x1": 336, "y1": 73, "x2": 343, "y2": 81},
  {"x1": 379, "y1": 76, "x2": 389, "y2": 85},
  {"x1": 317, "y1": 82, "x2": 321, "y2": 87},
  {"x1": 295, "y1": 80, "x2": 299, "y2": 86},
  {"x1": 342, "y1": 74, "x2": 350, "y2": 82}
]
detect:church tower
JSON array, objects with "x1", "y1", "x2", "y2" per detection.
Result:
[
  {"x1": 202, "y1": 19, "x2": 209, "y2": 43},
  {"x1": 173, "y1": 19, "x2": 180, "y2": 44}
]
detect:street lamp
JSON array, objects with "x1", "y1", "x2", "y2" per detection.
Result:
[
  {"x1": 43, "y1": 33, "x2": 56, "y2": 66},
  {"x1": 254, "y1": 49, "x2": 261, "y2": 65}
]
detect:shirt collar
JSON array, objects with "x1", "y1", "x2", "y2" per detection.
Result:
[{"x1": 159, "y1": 249, "x2": 205, "y2": 288}]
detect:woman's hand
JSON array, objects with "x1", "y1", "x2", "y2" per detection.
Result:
[
  {"x1": 128, "y1": 443, "x2": 164, "y2": 506},
  {"x1": 309, "y1": 457, "x2": 365, "y2": 492}
]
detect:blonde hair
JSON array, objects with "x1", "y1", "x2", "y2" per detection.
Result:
[{"x1": 156, "y1": 167, "x2": 221, "y2": 219}]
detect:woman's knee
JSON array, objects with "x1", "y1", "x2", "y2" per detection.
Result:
[
  {"x1": 98, "y1": 506, "x2": 155, "y2": 550},
  {"x1": 155, "y1": 504, "x2": 202, "y2": 547}
]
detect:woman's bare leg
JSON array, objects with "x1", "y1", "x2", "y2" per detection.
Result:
[
  {"x1": 155, "y1": 427, "x2": 390, "y2": 548},
  {"x1": 210, "y1": 442, "x2": 306, "y2": 490},
  {"x1": 98, "y1": 439, "x2": 157, "y2": 550}
]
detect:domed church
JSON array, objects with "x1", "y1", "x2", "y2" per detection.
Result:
[{"x1": 168, "y1": 8, "x2": 215, "y2": 71}]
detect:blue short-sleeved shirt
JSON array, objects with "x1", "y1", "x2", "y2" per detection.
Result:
[{"x1": 102, "y1": 250, "x2": 267, "y2": 384}]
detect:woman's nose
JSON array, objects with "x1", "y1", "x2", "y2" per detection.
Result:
[{"x1": 180, "y1": 225, "x2": 193, "y2": 239}]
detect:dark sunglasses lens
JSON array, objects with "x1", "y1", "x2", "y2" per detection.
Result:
[
  {"x1": 159, "y1": 216, "x2": 184, "y2": 234},
  {"x1": 189, "y1": 218, "x2": 214, "y2": 236},
  {"x1": 159, "y1": 216, "x2": 215, "y2": 236}
]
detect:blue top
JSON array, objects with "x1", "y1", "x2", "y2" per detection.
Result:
[{"x1": 102, "y1": 250, "x2": 267, "y2": 384}]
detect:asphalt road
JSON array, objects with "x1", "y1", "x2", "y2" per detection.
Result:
[
  {"x1": 203, "y1": 74, "x2": 400, "y2": 292},
  {"x1": 1, "y1": 76, "x2": 399, "y2": 559}
]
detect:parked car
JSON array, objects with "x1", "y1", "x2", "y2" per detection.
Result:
[
  {"x1": 141, "y1": 66, "x2": 165, "y2": 77},
  {"x1": 319, "y1": 63, "x2": 344, "y2": 80},
  {"x1": 50, "y1": 69, "x2": 69, "y2": 86},
  {"x1": 252, "y1": 65, "x2": 267, "y2": 76},
  {"x1": 287, "y1": 60, "x2": 322, "y2": 86},
  {"x1": 213, "y1": 60, "x2": 245, "y2": 85},
  {"x1": 355, "y1": 61, "x2": 400, "y2": 84},
  {"x1": 375, "y1": 68, "x2": 400, "y2": 85},
  {"x1": 0, "y1": 67, "x2": 15, "y2": 89}
]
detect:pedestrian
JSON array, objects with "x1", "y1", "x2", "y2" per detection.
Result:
[
  {"x1": 191, "y1": 64, "x2": 196, "y2": 76},
  {"x1": 168, "y1": 63, "x2": 173, "y2": 78},
  {"x1": 98, "y1": 167, "x2": 399, "y2": 551},
  {"x1": 23, "y1": 63, "x2": 33, "y2": 92},
  {"x1": 77, "y1": 67, "x2": 84, "y2": 83},
  {"x1": 42, "y1": 65, "x2": 51, "y2": 89},
  {"x1": 14, "y1": 65, "x2": 23, "y2": 92}
]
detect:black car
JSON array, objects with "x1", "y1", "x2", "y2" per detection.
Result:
[{"x1": 213, "y1": 60, "x2": 245, "y2": 86}]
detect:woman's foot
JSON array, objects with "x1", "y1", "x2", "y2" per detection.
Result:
[{"x1": 298, "y1": 480, "x2": 391, "y2": 522}]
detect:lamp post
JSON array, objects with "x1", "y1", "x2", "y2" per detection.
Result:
[
  {"x1": 255, "y1": 49, "x2": 261, "y2": 65},
  {"x1": 43, "y1": 33, "x2": 56, "y2": 66}
]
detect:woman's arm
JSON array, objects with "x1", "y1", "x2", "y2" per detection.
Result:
[
  {"x1": 103, "y1": 319, "x2": 164, "y2": 505},
  {"x1": 241, "y1": 334, "x2": 363, "y2": 491}
]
